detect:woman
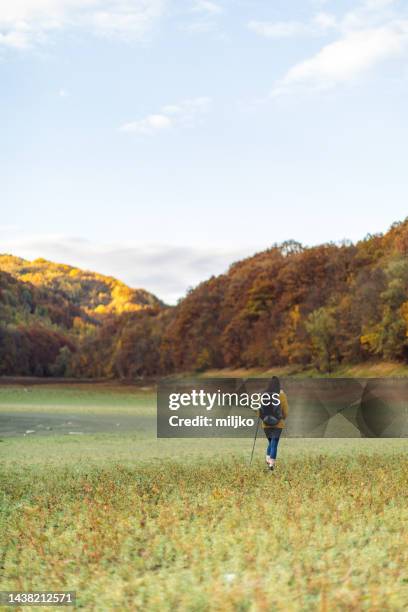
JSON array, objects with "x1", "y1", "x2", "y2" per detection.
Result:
[{"x1": 259, "y1": 376, "x2": 289, "y2": 470}]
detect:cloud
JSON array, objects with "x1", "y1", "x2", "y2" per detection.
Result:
[
  {"x1": 192, "y1": 1, "x2": 222, "y2": 15},
  {"x1": 0, "y1": 29, "x2": 31, "y2": 49},
  {"x1": 181, "y1": 20, "x2": 215, "y2": 34},
  {"x1": 313, "y1": 12, "x2": 337, "y2": 30},
  {"x1": 248, "y1": 12, "x2": 337, "y2": 39},
  {"x1": 248, "y1": 20, "x2": 308, "y2": 39},
  {"x1": 274, "y1": 23, "x2": 408, "y2": 95},
  {"x1": 0, "y1": 233, "x2": 252, "y2": 304},
  {"x1": 269, "y1": 1, "x2": 408, "y2": 95},
  {"x1": 87, "y1": 1, "x2": 166, "y2": 40},
  {"x1": 364, "y1": 0, "x2": 397, "y2": 8},
  {"x1": 120, "y1": 97, "x2": 211, "y2": 134},
  {"x1": 182, "y1": 0, "x2": 223, "y2": 35},
  {"x1": 120, "y1": 114, "x2": 172, "y2": 134},
  {"x1": 0, "y1": 0, "x2": 166, "y2": 49}
]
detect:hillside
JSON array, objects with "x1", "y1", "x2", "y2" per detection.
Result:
[
  {"x1": 72, "y1": 218, "x2": 408, "y2": 379},
  {"x1": 0, "y1": 269, "x2": 80, "y2": 376},
  {"x1": 1, "y1": 219, "x2": 408, "y2": 378},
  {"x1": 157, "y1": 220, "x2": 408, "y2": 374},
  {"x1": 0, "y1": 257, "x2": 163, "y2": 377},
  {"x1": 0, "y1": 255, "x2": 163, "y2": 315}
]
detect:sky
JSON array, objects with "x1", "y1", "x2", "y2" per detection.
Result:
[{"x1": 1, "y1": 0, "x2": 408, "y2": 303}]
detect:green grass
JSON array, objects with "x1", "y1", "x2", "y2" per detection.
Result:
[
  {"x1": 1, "y1": 433, "x2": 408, "y2": 468},
  {"x1": 1, "y1": 384, "x2": 408, "y2": 610},
  {"x1": 1, "y1": 454, "x2": 407, "y2": 610},
  {"x1": 0, "y1": 383, "x2": 155, "y2": 414}
]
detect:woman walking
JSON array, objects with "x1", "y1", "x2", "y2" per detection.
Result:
[{"x1": 259, "y1": 376, "x2": 289, "y2": 470}]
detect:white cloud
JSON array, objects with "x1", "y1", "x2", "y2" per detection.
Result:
[
  {"x1": 313, "y1": 12, "x2": 337, "y2": 30},
  {"x1": 0, "y1": 29, "x2": 30, "y2": 49},
  {"x1": 162, "y1": 96, "x2": 211, "y2": 117},
  {"x1": 181, "y1": 20, "x2": 214, "y2": 34},
  {"x1": 0, "y1": 233, "x2": 251, "y2": 304},
  {"x1": 87, "y1": 1, "x2": 165, "y2": 40},
  {"x1": 269, "y1": 1, "x2": 408, "y2": 95},
  {"x1": 273, "y1": 23, "x2": 408, "y2": 95},
  {"x1": 248, "y1": 11, "x2": 337, "y2": 39},
  {"x1": 183, "y1": 0, "x2": 223, "y2": 35},
  {"x1": 364, "y1": 0, "x2": 397, "y2": 8},
  {"x1": 120, "y1": 97, "x2": 211, "y2": 134},
  {"x1": 120, "y1": 113, "x2": 172, "y2": 134},
  {"x1": 192, "y1": 1, "x2": 222, "y2": 15},
  {"x1": 248, "y1": 20, "x2": 307, "y2": 39},
  {"x1": 0, "y1": 0, "x2": 166, "y2": 49}
]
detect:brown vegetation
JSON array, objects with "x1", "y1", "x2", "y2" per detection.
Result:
[{"x1": 2, "y1": 219, "x2": 408, "y2": 377}]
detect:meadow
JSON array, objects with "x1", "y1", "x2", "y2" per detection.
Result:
[{"x1": 0, "y1": 383, "x2": 407, "y2": 610}]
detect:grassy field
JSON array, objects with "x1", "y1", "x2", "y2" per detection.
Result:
[{"x1": 1, "y1": 383, "x2": 408, "y2": 610}]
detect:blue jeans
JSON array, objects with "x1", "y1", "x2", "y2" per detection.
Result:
[{"x1": 266, "y1": 430, "x2": 282, "y2": 459}]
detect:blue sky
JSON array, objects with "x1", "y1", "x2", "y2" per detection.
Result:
[{"x1": 1, "y1": 0, "x2": 408, "y2": 302}]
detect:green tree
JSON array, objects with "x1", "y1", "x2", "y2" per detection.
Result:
[
  {"x1": 306, "y1": 307, "x2": 338, "y2": 372},
  {"x1": 50, "y1": 346, "x2": 73, "y2": 377}
]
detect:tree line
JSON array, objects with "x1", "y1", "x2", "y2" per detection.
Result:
[{"x1": 1, "y1": 219, "x2": 408, "y2": 377}]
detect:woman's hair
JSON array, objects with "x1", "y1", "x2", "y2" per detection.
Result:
[{"x1": 266, "y1": 376, "x2": 280, "y2": 394}]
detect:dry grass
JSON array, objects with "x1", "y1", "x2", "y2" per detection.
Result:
[
  {"x1": 1, "y1": 453, "x2": 408, "y2": 611},
  {"x1": 1, "y1": 383, "x2": 407, "y2": 610}
]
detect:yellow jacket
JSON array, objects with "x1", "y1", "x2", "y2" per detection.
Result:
[{"x1": 259, "y1": 390, "x2": 289, "y2": 430}]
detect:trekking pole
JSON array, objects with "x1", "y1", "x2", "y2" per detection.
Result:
[{"x1": 249, "y1": 417, "x2": 261, "y2": 466}]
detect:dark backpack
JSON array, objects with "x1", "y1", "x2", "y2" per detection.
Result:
[{"x1": 260, "y1": 393, "x2": 282, "y2": 427}]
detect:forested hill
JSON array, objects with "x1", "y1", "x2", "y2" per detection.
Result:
[
  {"x1": 151, "y1": 218, "x2": 408, "y2": 375},
  {"x1": 0, "y1": 255, "x2": 163, "y2": 315},
  {"x1": 0, "y1": 256, "x2": 163, "y2": 376},
  {"x1": 1, "y1": 219, "x2": 408, "y2": 378}
]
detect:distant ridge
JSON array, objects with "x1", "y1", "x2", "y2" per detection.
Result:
[
  {"x1": 1, "y1": 218, "x2": 408, "y2": 378},
  {"x1": 0, "y1": 254, "x2": 163, "y2": 315},
  {"x1": 0, "y1": 255, "x2": 163, "y2": 377}
]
